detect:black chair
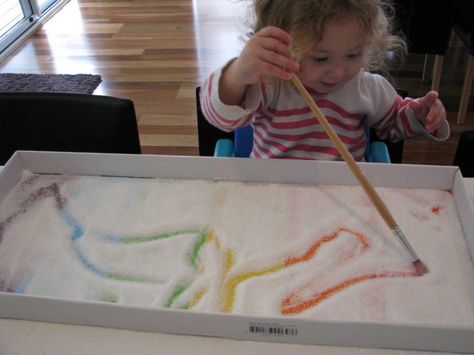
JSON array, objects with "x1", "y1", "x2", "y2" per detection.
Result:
[
  {"x1": 0, "y1": 92, "x2": 141, "y2": 165},
  {"x1": 196, "y1": 87, "x2": 233, "y2": 156},
  {"x1": 452, "y1": 0, "x2": 474, "y2": 124},
  {"x1": 454, "y1": 130, "x2": 474, "y2": 177},
  {"x1": 393, "y1": 1, "x2": 455, "y2": 91}
]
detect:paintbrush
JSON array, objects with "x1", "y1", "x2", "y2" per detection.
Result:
[{"x1": 290, "y1": 73, "x2": 428, "y2": 276}]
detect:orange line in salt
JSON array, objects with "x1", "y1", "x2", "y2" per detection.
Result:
[
  {"x1": 281, "y1": 270, "x2": 419, "y2": 315},
  {"x1": 284, "y1": 227, "x2": 369, "y2": 266},
  {"x1": 221, "y1": 227, "x2": 368, "y2": 313}
]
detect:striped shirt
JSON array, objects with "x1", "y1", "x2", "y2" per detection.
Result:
[{"x1": 200, "y1": 67, "x2": 450, "y2": 160}]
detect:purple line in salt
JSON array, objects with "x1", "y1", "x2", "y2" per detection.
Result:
[
  {"x1": 20, "y1": 183, "x2": 65, "y2": 210},
  {"x1": 0, "y1": 183, "x2": 65, "y2": 243},
  {"x1": 0, "y1": 277, "x2": 15, "y2": 292},
  {"x1": 20, "y1": 174, "x2": 41, "y2": 189},
  {"x1": 0, "y1": 180, "x2": 68, "y2": 291}
]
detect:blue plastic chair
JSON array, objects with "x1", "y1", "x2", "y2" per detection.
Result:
[{"x1": 214, "y1": 125, "x2": 391, "y2": 163}]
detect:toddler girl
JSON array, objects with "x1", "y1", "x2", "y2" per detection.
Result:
[{"x1": 200, "y1": 0, "x2": 449, "y2": 160}]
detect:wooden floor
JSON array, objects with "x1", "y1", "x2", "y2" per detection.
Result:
[{"x1": 0, "y1": 0, "x2": 473, "y2": 165}]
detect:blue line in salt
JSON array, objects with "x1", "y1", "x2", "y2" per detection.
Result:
[
  {"x1": 103, "y1": 234, "x2": 124, "y2": 243},
  {"x1": 62, "y1": 209, "x2": 84, "y2": 241},
  {"x1": 70, "y1": 240, "x2": 108, "y2": 278},
  {"x1": 15, "y1": 273, "x2": 33, "y2": 294},
  {"x1": 61, "y1": 209, "x2": 108, "y2": 278}
]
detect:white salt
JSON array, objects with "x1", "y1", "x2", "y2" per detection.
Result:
[{"x1": 0, "y1": 171, "x2": 473, "y2": 326}]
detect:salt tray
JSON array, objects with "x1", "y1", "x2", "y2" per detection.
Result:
[{"x1": 0, "y1": 151, "x2": 473, "y2": 353}]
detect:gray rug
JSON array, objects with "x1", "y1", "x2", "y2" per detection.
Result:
[{"x1": 0, "y1": 73, "x2": 102, "y2": 94}]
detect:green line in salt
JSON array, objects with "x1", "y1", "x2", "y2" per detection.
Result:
[
  {"x1": 188, "y1": 229, "x2": 208, "y2": 269},
  {"x1": 108, "y1": 272, "x2": 162, "y2": 284},
  {"x1": 100, "y1": 293, "x2": 118, "y2": 303},
  {"x1": 164, "y1": 281, "x2": 191, "y2": 308},
  {"x1": 121, "y1": 229, "x2": 201, "y2": 244}
]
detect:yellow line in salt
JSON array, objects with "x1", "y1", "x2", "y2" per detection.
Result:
[
  {"x1": 221, "y1": 262, "x2": 286, "y2": 313},
  {"x1": 187, "y1": 229, "x2": 218, "y2": 309},
  {"x1": 186, "y1": 287, "x2": 207, "y2": 309}
]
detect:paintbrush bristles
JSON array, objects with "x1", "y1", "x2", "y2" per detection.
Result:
[{"x1": 414, "y1": 260, "x2": 429, "y2": 276}]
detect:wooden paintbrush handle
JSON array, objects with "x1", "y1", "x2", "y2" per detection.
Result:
[{"x1": 290, "y1": 74, "x2": 398, "y2": 229}]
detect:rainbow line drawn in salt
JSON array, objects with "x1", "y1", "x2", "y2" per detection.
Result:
[
  {"x1": 221, "y1": 228, "x2": 420, "y2": 315},
  {"x1": 0, "y1": 174, "x2": 427, "y2": 315},
  {"x1": 280, "y1": 229, "x2": 419, "y2": 315},
  {"x1": 0, "y1": 178, "x2": 212, "y2": 300}
]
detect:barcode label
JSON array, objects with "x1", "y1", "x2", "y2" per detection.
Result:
[{"x1": 248, "y1": 322, "x2": 298, "y2": 337}]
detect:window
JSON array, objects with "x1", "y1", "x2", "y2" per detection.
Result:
[
  {"x1": 0, "y1": 0, "x2": 34, "y2": 53},
  {"x1": 36, "y1": 0, "x2": 58, "y2": 13},
  {"x1": 0, "y1": 0, "x2": 63, "y2": 55}
]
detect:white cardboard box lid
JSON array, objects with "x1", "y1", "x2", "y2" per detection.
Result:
[{"x1": 0, "y1": 151, "x2": 473, "y2": 353}]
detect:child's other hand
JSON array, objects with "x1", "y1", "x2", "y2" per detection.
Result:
[
  {"x1": 234, "y1": 26, "x2": 300, "y2": 84},
  {"x1": 409, "y1": 91, "x2": 446, "y2": 133}
]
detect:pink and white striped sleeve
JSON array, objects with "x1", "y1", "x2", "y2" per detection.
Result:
[
  {"x1": 365, "y1": 74, "x2": 449, "y2": 142},
  {"x1": 200, "y1": 67, "x2": 264, "y2": 132}
]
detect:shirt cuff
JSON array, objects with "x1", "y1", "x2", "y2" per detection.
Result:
[
  {"x1": 210, "y1": 61, "x2": 261, "y2": 122},
  {"x1": 406, "y1": 106, "x2": 450, "y2": 141}
]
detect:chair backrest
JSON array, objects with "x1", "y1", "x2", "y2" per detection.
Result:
[
  {"x1": 393, "y1": 1, "x2": 454, "y2": 55},
  {"x1": 196, "y1": 87, "x2": 233, "y2": 156},
  {"x1": 454, "y1": 130, "x2": 474, "y2": 177},
  {"x1": 452, "y1": 1, "x2": 474, "y2": 54},
  {"x1": 0, "y1": 92, "x2": 141, "y2": 165}
]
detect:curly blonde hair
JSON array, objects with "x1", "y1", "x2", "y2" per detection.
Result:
[{"x1": 250, "y1": 0, "x2": 406, "y2": 72}]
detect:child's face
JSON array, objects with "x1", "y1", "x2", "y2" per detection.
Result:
[{"x1": 297, "y1": 19, "x2": 368, "y2": 95}]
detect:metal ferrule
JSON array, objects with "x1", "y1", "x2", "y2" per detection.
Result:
[{"x1": 392, "y1": 226, "x2": 418, "y2": 262}]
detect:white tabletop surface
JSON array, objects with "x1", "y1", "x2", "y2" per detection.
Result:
[{"x1": 0, "y1": 164, "x2": 472, "y2": 354}]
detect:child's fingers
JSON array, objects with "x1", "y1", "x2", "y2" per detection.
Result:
[
  {"x1": 255, "y1": 31, "x2": 296, "y2": 63},
  {"x1": 258, "y1": 37, "x2": 293, "y2": 61},
  {"x1": 418, "y1": 90, "x2": 439, "y2": 108},
  {"x1": 244, "y1": 26, "x2": 299, "y2": 81},
  {"x1": 258, "y1": 47, "x2": 299, "y2": 72},
  {"x1": 249, "y1": 54, "x2": 292, "y2": 80},
  {"x1": 425, "y1": 100, "x2": 446, "y2": 132},
  {"x1": 256, "y1": 26, "x2": 298, "y2": 65},
  {"x1": 258, "y1": 26, "x2": 292, "y2": 46},
  {"x1": 409, "y1": 92, "x2": 446, "y2": 133},
  {"x1": 408, "y1": 99, "x2": 425, "y2": 118},
  {"x1": 425, "y1": 98, "x2": 443, "y2": 121},
  {"x1": 267, "y1": 65, "x2": 293, "y2": 80},
  {"x1": 409, "y1": 91, "x2": 441, "y2": 120}
]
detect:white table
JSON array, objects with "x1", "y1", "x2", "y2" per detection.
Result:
[{"x1": 0, "y1": 164, "x2": 472, "y2": 354}]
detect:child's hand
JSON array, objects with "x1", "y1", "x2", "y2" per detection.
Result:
[
  {"x1": 234, "y1": 26, "x2": 300, "y2": 84},
  {"x1": 409, "y1": 91, "x2": 446, "y2": 133}
]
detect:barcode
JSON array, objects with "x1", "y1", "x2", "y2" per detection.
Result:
[{"x1": 248, "y1": 323, "x2": 298, "y2": 336}]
